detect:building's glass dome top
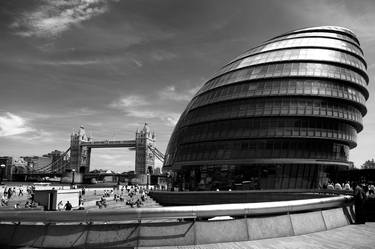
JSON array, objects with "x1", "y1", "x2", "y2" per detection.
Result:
[{"x1": 164, "y1": 26, "x2": 368, "y2": 190}]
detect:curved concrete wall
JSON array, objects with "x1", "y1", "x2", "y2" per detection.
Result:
[
  {"x1": 148, "y1": 190, "x2": 350, "y2": 206},
  {"x1": 0, "y1": 206, "x2": 355, "y2": 248}
]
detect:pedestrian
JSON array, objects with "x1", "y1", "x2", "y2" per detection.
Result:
[
  {"x1": 1, "y1": 194, "x2": 8, "y2": 206},
  {"x1": 18, "y1": 188, "x2": 23, "y2": 197},
  {"x1": 334, "y1": 182, "x2": 342, "y2": 190},
  {"x1": 327, "y1": 182, "x2": 334, "y2": 190},
  {"x1": 344, "y1": 182, "x2": 351, "y2": 191},
  {"x1": 64, "y1": 201, "x2": 72, "y2": 211},
  {"x1": 7, "y1": 187, "x2": 12, "y2": 199},
  {"x1": 354, "y1": 182, "x2": 366, "y2": 224},
  {"x1": 78, "y1": 202, "x2": 85, "y2": 210},
  {"x1": 369, "y1": 184, "x2": 375, "y2": 196},
  {"x1": 57, "y1": 201, "x2": 64, "y2": 211},
  {"x1": 24, "y1": 201, "x2": 31, "y2": 208}
]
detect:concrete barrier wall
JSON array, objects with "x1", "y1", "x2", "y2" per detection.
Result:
[
  {"x1": 247, "y1": 214, "x2": 294, "y2": 240},
  {"x1": 0, "y1": 206, "x2": 354, "y2": 248}
]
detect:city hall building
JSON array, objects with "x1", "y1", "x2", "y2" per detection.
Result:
[{"x1": 164, "y1": 26, "x2": 369, "y2": 190}]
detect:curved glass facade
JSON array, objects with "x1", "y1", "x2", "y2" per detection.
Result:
[{"x1": 164, "y1": 26, "x2": 369, "y2": 190}]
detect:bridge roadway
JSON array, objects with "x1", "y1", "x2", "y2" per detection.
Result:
[
  {"x1": 81, "y1": 140, "x2": 136, "y2": 148},
  {"x1": 142, "y1": 223, "x2": 375, "y2": 249}
]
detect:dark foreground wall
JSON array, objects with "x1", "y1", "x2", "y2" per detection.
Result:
[{"x1": 0, "y1": 206, "x2": 355, "y2": 248}]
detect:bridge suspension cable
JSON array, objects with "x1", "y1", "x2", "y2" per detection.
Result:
[
  {"x1": 34, "y1": 147, "x2": 71, "y2": 174},
  {"x1": 147, "y1": 144, "x2": 165, "y2": 163}
]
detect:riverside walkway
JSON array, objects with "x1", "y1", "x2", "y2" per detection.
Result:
[{"x1": 143, "y1": 223, "x2": 375, "y2": 249}]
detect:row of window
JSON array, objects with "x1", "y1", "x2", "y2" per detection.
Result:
[
  {"x1": 175, "y1": 118, "x2": 356, "y2": 146},
  {"x1": 197, "y1": 62, "x2": 368, "y2": 96},
  {"x1": 288, "y1": 26, "x2": 358, "y2": 42},
  {"x1": 192, "y1": 79, "x2": 366, "y2": 111},
  {"x1": 167, "y1": 140, "x2": 349, "y2": 164},
  {"x1": 175, "y1": 163, "x2": 344, "y2": 190},
  {"x1": 267, "y1": 32, "x2": 360, "y2": 49},
  {"x1": 183, "y1": 97, "x2": 363, "y2": 129},
  {"x1": 216, "y1": 48, "x2": 366, "y2": 78},
  {"x1": 229, "y1": 37, "x2": 363, "y2": 64}
]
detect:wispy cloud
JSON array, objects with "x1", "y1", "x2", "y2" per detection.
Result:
[
  {"x1": 0, "y1": 112, "x2": 58, "y2": 143},
  {"x1": 126, "y1": 110, "x2": 180, "y2": 126},
  {"x1": 23, "y1": 107, "x2": 97, "y2": 120},
  {"x1": 158, "y1": 85, "x2": 200, "y2": 101},
  {"x1": 149, "y1": 50, "x2": 177, "y2": 61},
  {"x1": 289, "y1": 0, "x2": 375, "y2": 44},
  {"x1": 0, "y1": 112, "x2": 34, "y2": 137},
  {"x1": 94, "y1": 152, "x2": 134, "y2": 172},
  {"x1": 110, "y1": 95, "x2": 180, "y2": 126},
  {"x1": 11, "y1": 130, "x2": 55, "y2": 143},
  {"x1": 35, "y1": 59, "x2": 103, "y2": 66},
  {"x1": 10, "y1": 0, "x2": 118, "y2": 38},
  {"x1": 110, "y1": 95, "x2": 149, "y2": 108}
]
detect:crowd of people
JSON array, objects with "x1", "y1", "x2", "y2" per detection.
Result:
[
  {"x1": 95, "y1": 185, "x2": 149, "y2": 209},
  {"x1": 324, "y1": 180, "x2": 375, "y2": 224},
  {"x1": 0, "y1": 185, "x2": 37, "y2": 208},
  {"x1": 0, "y1": 183, "x2": 153, "y2": 211},
  {"x1": 324, "y1": 180, "x2": 375, "y2": 196}
]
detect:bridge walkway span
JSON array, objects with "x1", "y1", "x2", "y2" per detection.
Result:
[{"x1": 80, "y1": 140, "x2": 136, "y2": 148}]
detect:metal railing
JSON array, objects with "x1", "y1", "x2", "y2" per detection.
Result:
[{"x1": 0, "y1": 195, "x2": 352, "y2": 224}]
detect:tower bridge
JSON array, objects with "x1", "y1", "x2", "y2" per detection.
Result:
[
  {"x1": 14, "y1": 123, "x2": 164, "y2": 178},
  {"x1": 70, "y1": 123, "x2": 160, "y2": 174}
]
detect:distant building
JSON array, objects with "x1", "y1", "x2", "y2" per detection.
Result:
[
  {"x1": 0, "y1": 156, "x2": 13, "y2": 180},
  {"x1": 22, "y1": 156, "x2": 52, "y2": 171},
  {"x1": 43, "y1": 150, "x2": 67, "y2": 173}
]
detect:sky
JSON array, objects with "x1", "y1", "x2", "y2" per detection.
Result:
[{"x1": 0, "y1": 0, "x2": 374, "y2": 172}]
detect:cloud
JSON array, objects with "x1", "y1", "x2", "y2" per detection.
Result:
[
  {"x1": 36, "y1": 59, "x2": 103, "y2": 66},
  {"x1": 0, "y1": 112, "x2": 34, "y2": 137},
  {"x1": 149, "y1": 50, "x2": 177, "y2": 61},
  {"x1": 92, "y1": 151, "x2": 134, "y2": 172},
  {"x1": 110, "y1": 95, "x2": 149, "y2": 108},
  {"x1": 288, "y1": 0, "x2": 375, "y2": 44},
  {"x1": 11, "y1": 130, "x2": 55, "y2": 143},
  {"x1": 23, "y1": 107, "x2": 97, "y2": 120},
  {"x1": 11, "y1": 0, "x2": 118, "y2": 38},
  {"x1": 158, "y1": 85, "x2": 200, "y2": 101},
  {"x1": 110, "y1": 95, "x2": 180, "y2": 126},
  {"x1": 126, "y1": 110, "x2": 180, "y2": 126}
]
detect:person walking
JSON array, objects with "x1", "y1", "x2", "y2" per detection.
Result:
[
  {"x1": 64, "y1": 201, "x2": 72, "y2": 211},
  {"x1": 57, "y1": 201, "x2": 64, "y2": 211},
  {"x1": 354, "y1": 182, "x2": 367, "y2": 224},
  {"x1": 7, "y1": 187, "x2": 12, "y2": 199}
]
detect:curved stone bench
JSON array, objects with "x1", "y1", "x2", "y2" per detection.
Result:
[{"x1": 0, "y1": 195, "x2": 355, "y2": 248}]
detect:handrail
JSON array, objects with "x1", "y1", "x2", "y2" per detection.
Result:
[
  {"x1": 0, "y1": 195, "x2": 352, "y2": 224},
  {"x1": 150, "y1": 189, "x2": 354, "y2": 196}
]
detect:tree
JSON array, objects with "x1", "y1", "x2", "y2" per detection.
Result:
[{"x1": 361, "y1": 159, "x2": 375, "y2": 169}]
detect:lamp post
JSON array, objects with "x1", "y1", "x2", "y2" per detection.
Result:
[
  {"x1": 0, "y1": 164, "x2": 5, "y2": 184},
  {"x1": 146, "y1": 173, "x2": 150, "y2": 190},
  {"x1": 72, "y1": 169, "x2": 76, "y2": 187}
]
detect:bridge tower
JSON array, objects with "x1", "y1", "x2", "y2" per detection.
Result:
[
  {"x1": 70, "y1": 126, "x2": 91, "y2": 173},
  {"x1": 135, "y1": 123, "x2": 155, "y2": 174}
]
